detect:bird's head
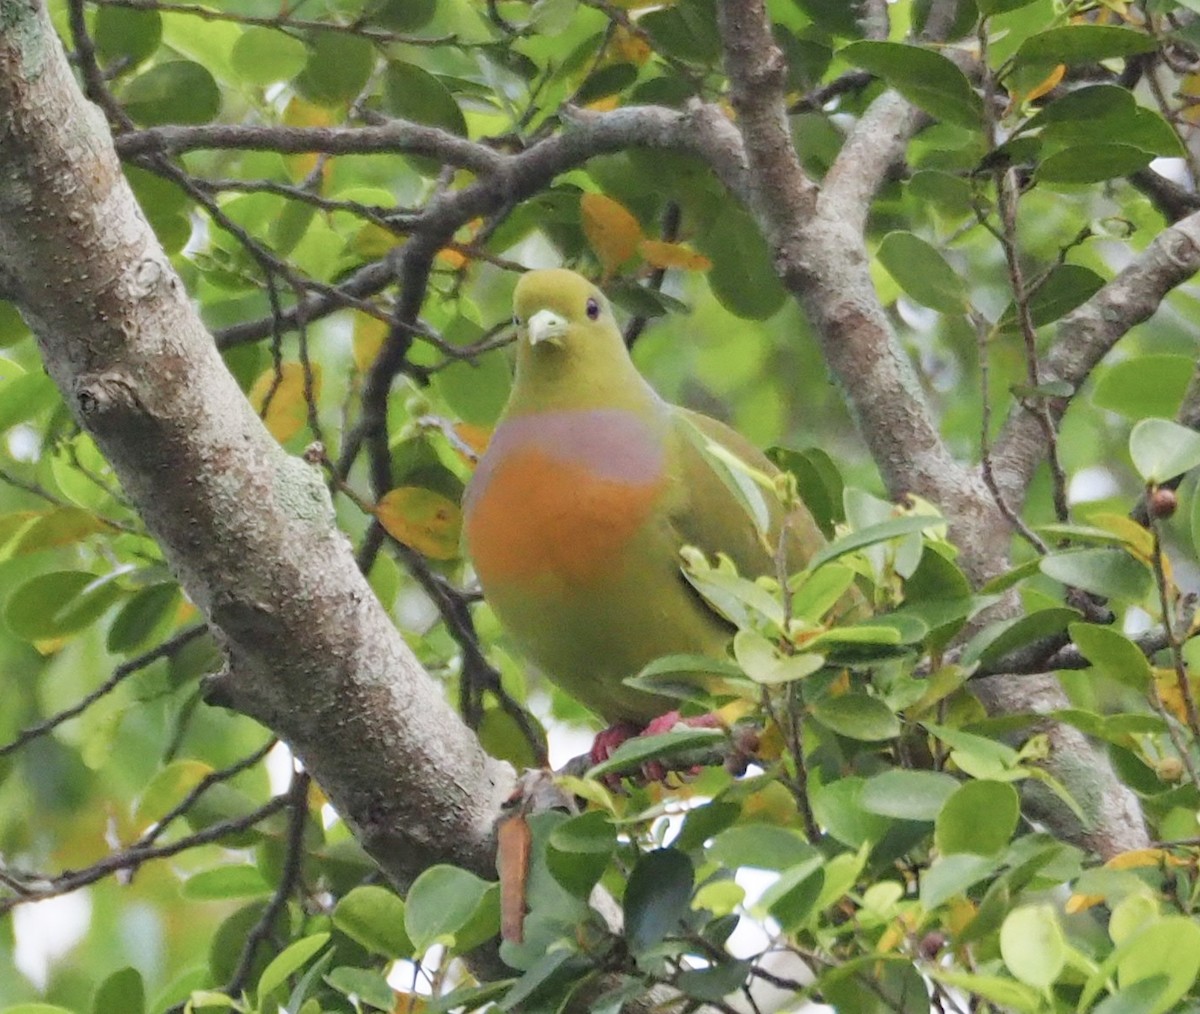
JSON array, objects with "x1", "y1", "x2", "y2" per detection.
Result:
[
  {"x1": 513, "y1": 268, "x2": 619, "y2": 352},
  {"x1": 506, "y1": 268, "x2": 658, "y2": 415}
]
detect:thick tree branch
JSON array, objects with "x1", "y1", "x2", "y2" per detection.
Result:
[
  {"x1": 0, "y1": 1, "x2": 514, "y2": 900},
  {"x1": 991, "y1": 209, "x2": 1200, "y2": 502},
  {"x1": 116, "y1": 122, "x2": 506, "y2": 174},
  {"x1": 713, "y1": 1, "x2": 1147, "y2": 860},
  {"x1": 715, "y1": 4, "x2": 989, "y2": 561}
]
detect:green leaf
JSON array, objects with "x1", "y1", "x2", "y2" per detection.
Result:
[
  {"x1": 768, "y1": 445, "x2": 845, "y2": 537},
  {"x1": 859, "y1": 770, "x2": 959, "y2": 821},
  {"x1": 1037, "y1": 143, "x2": 1154, "y2": 185},
  {"x1": 231, "y1": 27, "x2": 307, "y2": 86},
  {"x1": 1000, "y1": 904, "x2": 1066, "y2": 988},
  {"x1": 1039, "y1": 549, "x2": 1153, "y2": 601},
  {"x1": 4, "y1": 570, "x2": 124, "y2": 641},
  {"x1": 733, "y1": 630, "x2": 824, "y2": 685},
  {"x1": 546, "y1": 811, "x2": 617, "y2": 898},
  {"x1": 384, "y1": 63, "x2": 468, "y2": 136},
  {"x1": 676, "y1": 959, "x2": 756, "y2": 1003},
  {"x1": 1069, "y1": 622, "x2": 1152, "y2": 690},
  {"x1": 876, "y1": 231, "x2": 966, "y2": 313},
  {"x1": 807, "y1": 514, "x2": 943, "y2": 571},
  {"x1": 0, "y1": 370, "x2": 58, "y2": 432},
  {"x1": 1113, "y1": 917, "x2": 1200, "y2": 1014},
  {"x1": 841, "y1": 41, "x2": 982, "y2": 128},
  {"x1": 810, "y1": 777, "x2": 892, "y2": 848},
  {"x1": 623, "y1": 849, "x2": 693, "y2": 953},
  {"x1": 256, "y1": 932, "x2": 330, "y2": 1002},
  {"x1": 1015, "y1": 25, "x2": 1158, "y2": 67},
  {"x1": 707, "y1": 825, "x2": 817, "y2": 872},
  {"x1": 123, "y1": 61, "x2": 220, "y2": 126},
  {"x1": 811, "y1": 694, "x2": 900, "y2": 741},
  {"x1": 761, "y1": 854, "x2": 826, "y2": 931},
  {"x1": 365, "y1": 0, "x2": 438, "y2": 31},
  {"x1": 107, "y1": 582, "x2": 180, "y2": 654},
  {"x1": 640, "y1": 0, "x2": 721, "y2": 63},
  {"x1": 1093, "y1": 355, "x2": 1193, "y2": 420},
  {"x1": 935, "y1": 780, "x2": 1019, "y2": 855},
  {"x1": 334, "y1": 885, "x2": 413, "y2": 959},
  {"x1": 182, "y1": 866, "x2": 271, "y2": 900},
  {"x1": 588, "y1": 727, "x2": 725, "y2": 778},
  {"x1": 931, "y1": 969, "x2": 1042, "y2": 1011},
  {"x1": 404, "y1": 865, "x2": 496, "y2": 953},
  {"x1": 673, "y1": 800, "x2": 741, "y2": 853},
  {"x1": 295, "y1": 31, "x2": 374, "y2": 106},
  {"x1": 1, "y1": 1007, "x2": 78, "y2": 1014},
  {"x1": 92, "y1": 967, "x2": 146, "y2": 1014},
  {"x1": 696, "y1": 204, "x2": 787, "y2": 320},
  {"x1": 920, "y1": 853, "x2": 1001, "y2": 908},
  {"x1": 788, "y1": 564, "x2": 857, "y2": 623},
  {"x1": 323, "y1": 967, "x2": 395, "y2": 1012},
  {"x1": 978, "y1": 0, "x2": 1041, "y2": 12},
  {"x1": 94, "y1": 6, "x2": 161, "y2": 69},
  {"x1": 1130, "y1": 418, "x2": 1200, "y2": 482},
  {"x1": 996, "y1": 264, "x2": 1105, "y2": 334},
  {"x1": 963, "y1": 606, "x2": 1081, "y2": 666}
]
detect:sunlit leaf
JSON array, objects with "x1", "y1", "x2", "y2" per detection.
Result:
[
  {"x1": 580, "y1": 192, "x2": 643, "y2": 274},
  {"x1": 248, "y1": 362, "x2": 322, "y2": 443},
  {"x1": 375, "y1": 486, "x2": 462, "y2": 560}
]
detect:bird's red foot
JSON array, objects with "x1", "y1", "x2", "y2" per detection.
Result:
[
  {"x1": 589, "y1": 722, "x2": 641, "y2": 767},
  {"x1": 590, "y1": 712, "x2": 724, "y2": 784}
]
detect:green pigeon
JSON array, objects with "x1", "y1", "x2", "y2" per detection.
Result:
[{"x1": 463, "y1": 268, "x2": 831, "y2": 754}]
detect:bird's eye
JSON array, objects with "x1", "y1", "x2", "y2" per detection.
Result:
[
  {"x1": 585, "y1": 298, "x2": 600, "y2": 320},
  {"x1": 512, "y1": 314, "x2": 520, "y2": 327}
]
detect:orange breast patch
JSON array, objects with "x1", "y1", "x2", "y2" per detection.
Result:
[{"x1": 465, "y1": 445, "x2": 664, "y2": 588}]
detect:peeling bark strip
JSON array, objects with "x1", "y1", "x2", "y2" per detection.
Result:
[{"x1": 0, "y1": 0, "x2": 514, "y2": 889}]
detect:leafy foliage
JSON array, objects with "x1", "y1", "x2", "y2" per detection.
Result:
[{"x1": 6, "y1": 0, "x2": 1200, "y2": 1013}]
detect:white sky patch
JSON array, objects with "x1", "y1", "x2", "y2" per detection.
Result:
[
  {"x1": 265, "y1": 740, "x2": 296, "y2": 795},
  {"x1": 13, "y1": 890, "x2": 93, "y2": 991},
  {"x1": 1068, "y1": 465, "x2": 1121, "y2": 505}
]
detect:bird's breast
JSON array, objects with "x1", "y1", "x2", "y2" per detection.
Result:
[{"x1": 464, "y1": 410, "x2": 668, "y2": 588}]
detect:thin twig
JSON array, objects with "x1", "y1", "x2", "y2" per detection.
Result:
[
  {"x1": 0, "y1": 794, "x2": 291, "y2": 913},
  {"x1": 223, "y1": 769, "x2": 312, "y2": 997},
  {"x1": 89, "y1": 0, "x2": 455, "y2": 46},
  {"x1": 0, "y1": 625, "x2": 207, "y2": 759}
]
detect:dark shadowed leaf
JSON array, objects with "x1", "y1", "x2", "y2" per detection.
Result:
[{"x1": 623, "y1": 849, "x2": 694, "y2": 953}]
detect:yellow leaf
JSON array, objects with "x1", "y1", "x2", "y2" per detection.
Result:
[
  {"x1": 249, "y1": 362, "x2": 322, "y2": 443},
  {"x1": 609, "y1": 26, "x2": 652, "y2": 65},
  {"x1": 1084, "y1": 511, "x2": 1155, "y2": 559},
  {"x1": 1154, "y1": 666, "x2": 1192, "y2": 723},
  {"x1": 454, "y1": 422, "x2": 492, "y2": 460},
  {"x1": 585, "y1": 95, "x2": 621, "y2": 112},
  {"x1": 581, "y1": 192, "x2": 643, "y2": 275},
  {"x1": 353, "y1": 313, "x2": 388, "y2": 373},
  {"x1": 739, "y1": 780, "x2": 800, "y2": 825},
  {"x1": 1104, "y1": 848, "x2": 1173, "y2": 870},
  {"x1": 1182, "y1": 74, "x2": 1200, "y2": 123},
  {"x1": 639, "y1": 239, "x2": 713, "y2": 272},
  {"x1": 437, "y1": 246, "x2": 469, "y2": 269},
  {"x1": 947, "y1": 897, "x2": 977, "y2": 939},
  {"x1": 391, "y1": 993, "x2": 426, "y2": 1014},
  {"x1": 1065, "y1": 893, "x2": 1103, "y2": 914},
  {"x1": 375, "y1": 486, "x2": 462, "y2": 560},
  {"x1": 1022, "y1": 64, "x2": 1065, "y2": 104},
  {"x1": 283, "y1": 97, "x2": 333, "y2": 182}
]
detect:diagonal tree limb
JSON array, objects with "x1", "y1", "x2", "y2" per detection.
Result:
[
  {"x1": 0, "y1": 0, "x2": 515, "y2": 909},
  {"x1": 991, "y1": 209, "x2": 1200, "y2": 504}
]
